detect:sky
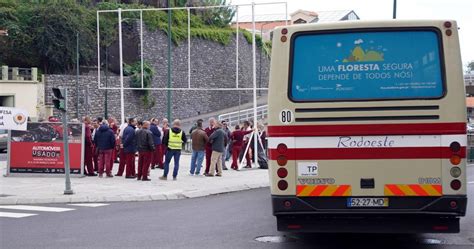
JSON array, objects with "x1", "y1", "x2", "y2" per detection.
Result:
[{"x1": 229, "y1": 0, "x2": 474, "y2": 68}]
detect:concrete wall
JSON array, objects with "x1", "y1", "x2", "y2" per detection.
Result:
[
  {"x1": 45, "y1": 28, "x2": 270, "y2": 123},
  {"x1": 0, "y1": 81, "x2": 41, "y2": 120}
]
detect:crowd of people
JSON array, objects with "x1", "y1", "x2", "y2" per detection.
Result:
[{"x1": 82, "y1": 116, "x2": 268, "y2": 181}]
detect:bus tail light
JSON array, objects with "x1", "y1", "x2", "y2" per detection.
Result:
[
  {"x1": 277, "y1": 155, "x2": 288, "y2": 166},
  {"x1": 281, "y1": 28, "x2": 288, "y2": 35},
  {"x1": 450, "y1": 167, "x2": 461, "y2": 178},
  {"x1": 277, "y1": 143, "x2": 288, "y2": 154},
  {"x1": 450, "y1": 180, "x2": 461, "y2": 190},
  {"x1": 449, "y1": 142, "x2": 461, "y2": 152},
  {"x1": 450, "y1": 155, "x2": 461, "y2": 165},
  {"x1": 445, "y1": 29, "x2": 452, "y2": 36},
  {"x1": 278, "y1": 180, "x2": 288, "y2": 190},
  {"x1": 444, "y1": 21, "x2": 452, "y2": 28},
  {"x1": 277, "y1": 168, "x2": 288, "y2": 178},
  {"x1": 287, "y1": 224, "x2": 301, "y2": 229}
]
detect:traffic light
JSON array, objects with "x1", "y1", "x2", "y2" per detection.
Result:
[{"x1": 52, "y1": 87, "x2": 67, "y2": 112}]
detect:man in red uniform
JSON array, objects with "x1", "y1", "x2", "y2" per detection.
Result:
[
  {"x1": 159, "y1": 118, "x2": 169, "y2": 169},
  {"x1": 135, "y1": 121, "x2": 155, "y2": 181},
  {"x1": 83, "y1": 117, "x2": 96, "y2": 176},
  {"x1": 230, "y1": 124, "x2": 254, "y2": 170},
  {"x1": 204, "y1": 118, "x2": 217, "y2": 175}
]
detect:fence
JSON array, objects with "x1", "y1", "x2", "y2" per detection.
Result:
[
  {"x1": 0, "y1": 66, "x2": 38, "y2": 81},
  {"x1": 218, "y1": 104, "x2": 268, "y2": 127}
]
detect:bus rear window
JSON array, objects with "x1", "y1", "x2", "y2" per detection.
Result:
[{"x1": 289, "y1": 29, "x2": 444, "y2": 102}]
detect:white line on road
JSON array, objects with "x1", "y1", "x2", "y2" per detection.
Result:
[
  {"x1": 0, "y1": 212, "x2": 37, "y2": 218},
  {"x1": 0, "y1": 205, "x2": 74, "y2": 212},
  {"x1": 468, "y1": 181, "x2": 474, "y2": 184},
  {"x1": 68, "y1": 203, "x2": 109, "y2": 207}
]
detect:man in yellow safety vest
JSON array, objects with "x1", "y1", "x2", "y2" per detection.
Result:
[{"x1": 159, "y1": 119, "x2": 187, "y2": 180}]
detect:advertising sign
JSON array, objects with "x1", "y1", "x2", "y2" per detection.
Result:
[
  {"x1": 7, "y1": 122, "x2": 84, "y2": 175},
  {"x1": 290, "y1": 30, "x2": 443, "y2": 101},
  {"x1": 0, "y1": 107, "x2": 29, "y2": 131}
]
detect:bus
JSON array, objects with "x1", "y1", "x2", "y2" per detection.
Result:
[{"x1": 267, "y1": 20, "x2": 467, "y2": 233}]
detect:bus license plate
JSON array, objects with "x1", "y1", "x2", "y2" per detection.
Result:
[{"x1": 347, "y1": 198, "x2": 389, "y2": 207}]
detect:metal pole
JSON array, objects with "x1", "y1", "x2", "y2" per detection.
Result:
[
  {"x1": 285, "y1": 2, "x2": 288, "y2": 25},
  {"x1": 96, "y1": 11, "x2": 101, "y2": 89},
  {"x1": 236, "y1": 6, "x2": 240, "y2": 122},
  {"x1": 235, "y1": 5, "x2": 239, "y2": 89},
  {"x1": 118, "y1": 8, "x2": 125, "y2": 123},
  {"x1": 187, "y1": 8, "x2": 191, "y2": 89},
  {"x1": 76, "y1": 32, "x2": 80, "y2": 118},
  {"x1": 259, "y1": 28, "x2": 263, "y2": 97},
  {"x1": 140, "y1": 10, "x2": 144, "y2": 88},
  {"x1": 62, "y1": 88, "x2": 73, "y2": 195},
  {"x1": 393, "y1": 0, "x2": 397, "y2": 19},
  {"x1": 105, "y1": 46, "x2": 108, "y2": 119},
  {"x1": 167, "y1": 3, "x2": 172, "y2": 121},
  {"x1": 251, "y1": 2, "x2": 259, "y2": 168}
]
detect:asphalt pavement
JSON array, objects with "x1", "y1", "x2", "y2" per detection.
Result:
[{"x1": 1, "y1": 165, "x2": 473, "y2": 249}]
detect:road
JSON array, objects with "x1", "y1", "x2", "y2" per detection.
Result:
[{"x1": 0, "y1": 165, "x2": 473, "y2": 249}]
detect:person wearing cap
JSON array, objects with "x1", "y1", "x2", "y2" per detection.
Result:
[{"x1": 160, "y1": 119, "x2": 187, "y2": 180}]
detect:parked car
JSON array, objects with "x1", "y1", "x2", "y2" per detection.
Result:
[{"x1": 0, "y1": 129, "x2": 7, "y2": 152}]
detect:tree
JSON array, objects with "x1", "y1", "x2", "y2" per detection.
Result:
[
  {"x1": 0, "y1": 1, "x2": 95, "y2": 73},
  {"x1": 467, "y1": 61, "x2": 474, "y2": 73},
  {"x1": 189, "y1": 0, "x2": 235, "y2": 28}
]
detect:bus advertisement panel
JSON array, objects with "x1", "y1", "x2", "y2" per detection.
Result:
[{"x1": 290, "y1": 30, "x2": 444, "y2": 101}]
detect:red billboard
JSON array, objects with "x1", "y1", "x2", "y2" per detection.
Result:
[{"x1": 7, "y1": 122, "x2": 84, "y2": 175}]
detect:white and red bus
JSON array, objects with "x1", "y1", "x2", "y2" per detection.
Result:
[{"x1": 267, "y1": 20, "x2": 467, "y2": 233}]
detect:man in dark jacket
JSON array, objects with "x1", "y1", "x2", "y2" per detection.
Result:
[
  {"x1": 159, "y1": 119, "x2": 187, "y2": 180},
  {"x1": 122, "y1": 118, "x2": 137, "y2": 178},
  {"x1": 135, "y1": 121, "x2": 155, "y2": 181},
  {"x1": 190, "y1": 120, "x2": 208, "y2": 175},
  {"x1": 206, "y1": 122, "x2": 227, "y2": 177},
  {"x1": 93, "y1": 120, "x2": 116, "y2": 177},
  {"x1": 149, "y1": 118, "x2": 162, "y2": 169}
]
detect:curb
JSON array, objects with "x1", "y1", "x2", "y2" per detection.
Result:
[{"x1": 0, "y1": 183, "x2": 269, "y2": 205}]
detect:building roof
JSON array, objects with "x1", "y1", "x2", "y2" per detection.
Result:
[
  {"x1": 290, "y1": 9, "x2": 318, "y2": 17},
  {"x1": 233, "y1": 10, "x2": 359, "y2": 24},
  {"x1": 310, "y1": 10, "x2": 359, "y2": 23}
]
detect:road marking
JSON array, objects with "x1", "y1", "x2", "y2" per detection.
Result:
[
  {"x1": 468, "y1": 181, "x2": 474, "y2": 185},
  {"x1": 0, "y1": 205, "x2": 74, "y2": 212},
  {"x1": 68, "y1": 203, "x2": 109, "y2": 207},
  {"x1": 0, "y1": 212, "x2": 37, "y2": 218}
]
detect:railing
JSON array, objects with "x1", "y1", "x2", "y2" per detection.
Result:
[
  {"x1": 218, "y1": 105, "x2": 268, "y2": 126},
  {"x1": 0, "y1": 66, "x2": 38, "y2": 81},
  {"x1": 465, "y1": 74, "x2": 474, "y2": 86}
]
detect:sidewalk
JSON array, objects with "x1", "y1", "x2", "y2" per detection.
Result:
[{"x1": 0, "y1": 154, "x2": 269, "y2": 205}]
